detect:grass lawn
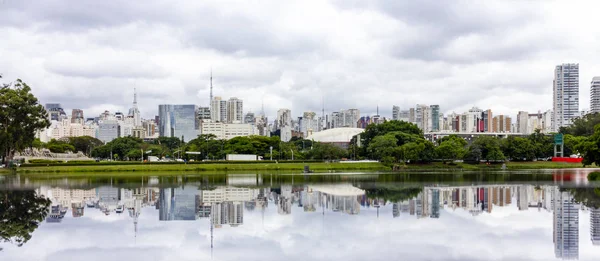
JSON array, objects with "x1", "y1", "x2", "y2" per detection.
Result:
[
  {"x1": 12, "y1": 162, "x2": 388, "y2": 174},
  {"x1": 2, "y1": 160, "x2": 593, "y2": 175}
]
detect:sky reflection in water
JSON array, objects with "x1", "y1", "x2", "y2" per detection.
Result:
[{"x1": 1, "y1": 172, "x2": 600, "y2": 261}]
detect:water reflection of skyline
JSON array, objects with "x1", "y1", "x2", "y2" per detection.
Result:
[{"x1": 23, "y1": 181, "x2": 600, "y2": 261}]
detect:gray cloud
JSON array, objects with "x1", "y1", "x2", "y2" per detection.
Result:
[{"x1": 1, "y1": 0, "x2": 599, "y2": 120}]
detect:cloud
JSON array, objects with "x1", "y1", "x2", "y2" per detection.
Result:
[
  {"x1": 1, "y1": 0, "x2": 600, "y2": 120},
  {"x1": 44, "y1": 49, "x2": 170, "y2": 79}
]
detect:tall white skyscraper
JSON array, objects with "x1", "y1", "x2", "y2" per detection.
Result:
[
  {"x1": 277, "y1": 108, "x2": 292, "y2": 142},
  {"x1": 553, "y1": 64, "x2": 579, "y2": 131},
  {"x1": 591, "y1": 77, "x2": 600, "y2": 114},
  {"x1": 226, "y1": 97, "x2": 243, "y2": 123},
  {"x1": 211, "y1": 96, "x2": 227, "y2": 122}
]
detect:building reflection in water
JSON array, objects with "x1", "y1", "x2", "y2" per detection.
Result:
[{"x1": 31, "y1": 181, "x2": 600, "y2": 260}]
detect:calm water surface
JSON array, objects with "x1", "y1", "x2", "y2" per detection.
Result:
[{"x1": 1, "y1": 170, "x2": 600, "y2": 261}]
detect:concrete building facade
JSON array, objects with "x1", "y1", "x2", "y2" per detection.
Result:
[{"x1": 553, "y1": 63, "x2": 579, "y2": 131}]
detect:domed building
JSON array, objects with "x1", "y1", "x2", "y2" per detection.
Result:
[{"x1": 306, "y1": 127, "x2": 364, "y2": 149}]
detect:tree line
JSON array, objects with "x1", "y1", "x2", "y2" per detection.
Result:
[
  {"x1": 89, "y1": 135, "x2": 348, "y2": 161},
  {"x1": 352, "y1": 120, "x2": 576, "y2": 165}
]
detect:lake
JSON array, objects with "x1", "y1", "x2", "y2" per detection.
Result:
[{"x1": 1, "y1": 170, "x2": 600, "y2": 261}]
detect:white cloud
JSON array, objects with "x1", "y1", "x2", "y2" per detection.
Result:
[{"x1": 2, "y1": 0, "x2": 600, "y2": 119}]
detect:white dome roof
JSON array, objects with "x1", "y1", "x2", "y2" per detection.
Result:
[{"x1": 306, "y1": 127, "x2": 364, "y2": 143}]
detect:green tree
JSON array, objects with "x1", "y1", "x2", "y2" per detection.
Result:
[
  {"x1": 560, "y1": 112, "x2": 600, "y2": 136},
  {"x1": 564, "y1": 134, "x2": 586, "y2": 157},
  {"x1": 91, "y1": 136, "x2": 144, "y2": 160},
  {"x1": 0, "y1": 190, "x2": 51, "y2": 247},
  {"x1": 45, "y1": 139, "x2": 76, "y2": 153},
  {"x1": 577, "y1": 125, "x2": 600, "y2": 166},
  {"x1": 126, "y1": 149, "x2": 142, "y2": 161},
  {"x1": 355, "y1": 120, "x2": 422, "y2": 158},
  {"x1": 0, "y1": 79, "x2": 51, "y2": 164},
  {"x1": 501, "y1": 136, "x2": 535, "y2": 161},
  {"x1": 368, "y1": 134, "x2": 398, "y2": 162},
  {"x1": 471, "y1": 136, "x2": 505, "y2": 162},
  {"x1": 528, "y1": 130, "x2": 553, "y2": 158},
  {"x1": 435, "y1": 138, "x2": 467, "y2": 163},
  {"x1": 68, "y1": 136, "x2": 104, "y2": 155},
  {"x1": 306, "y1": 142, "x2": 347, "y2": 160}
]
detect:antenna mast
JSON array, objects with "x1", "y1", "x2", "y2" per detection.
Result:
[
  {"x1": 210, "y1": 69, "x2": 213, "y2": 103},
  {"x1": 133, "y1": 87, "x2": 138, "y2": 109}
]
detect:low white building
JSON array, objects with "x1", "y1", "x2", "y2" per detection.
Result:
[{"x1": 200, "y1": 121, "x2": 257, "y2": 140}]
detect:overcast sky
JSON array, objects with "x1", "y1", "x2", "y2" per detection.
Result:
[{"x1": 2, "y1": 0, "x2": 600, "y2": 120}]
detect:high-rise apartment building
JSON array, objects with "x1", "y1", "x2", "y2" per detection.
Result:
[
  {"x1": 71, "y1": 109, "x2": 84, "y2": 124},
  {"x1": 591, "y1": 77, "x2": 600, "y2": 114},
  {"x1": 277, "y1": 109, "x2": 292, "y2": 142},
  {"x1": 158, "y1": 104, "x2": 199, "y2": 142},
  {"x1": 415, "y1": 104, "x2": 430, "y2": 132},
  {"x1": 553, "y1": 63, "x2": 579, "y2": 131},
  {"x1": 210, "y1": 97, "x2": 227, "y2": 123},
  {"x1": 197, "y1": 107, "x2": 211, "y2": 121},
  {"x1": 430, "y1": 105, "x2": 440, "y2": 132},
  {"x1": 300, "y1": 111, "x2": 318, "y2": 137},
  {"x1": 45, "y1": 103, "x2": 67, "y2": 121},
  {"x1": 226, "y1": 97, "x2": 243, "y2": 123},
  {"x1": 492, "y1": 115, "x2": 511, "y2": 133},
  {"x1": 517, "y1": 111, "x2": 529, "y2": 134},
  {"x1": 392, "y1": 106, "x2": 400, "y2": 121},
  {"x1": 482, "y1": 109, "x2": 492, "y2": 133}
]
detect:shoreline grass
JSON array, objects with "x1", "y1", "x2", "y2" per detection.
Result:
[
  {"x1": 10, "y1": 162, "x2": 388, "y2": 174},
  {"x1": 1, "y1": 161, "x2": 594, "y2": 175}
]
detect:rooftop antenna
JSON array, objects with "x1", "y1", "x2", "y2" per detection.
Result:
[
  {"x1": 210, "y1": 68, "x2": 213, "y2": 104},
  {"x1": 133, "y1": 87, "x2": 138, "y2": 109}
]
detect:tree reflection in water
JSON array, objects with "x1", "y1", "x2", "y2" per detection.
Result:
[{"x1": 0, "y1": 190, "x2": 51, "y2": 247}]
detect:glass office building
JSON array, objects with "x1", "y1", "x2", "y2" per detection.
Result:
[{"x1": 158, "y1": 104, "x2": 198, "y2": 142}]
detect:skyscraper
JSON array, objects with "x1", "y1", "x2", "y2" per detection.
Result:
[
  {"x1": 158, "y1": 104, "x2": 199, "y2": 142},
  {"x1": 197, "y1": 107, "x2": 211, "y2": 121},
  {"x1": 128, "y1": 88, "x2": 141, "y2": 126},
  {"x1": 591, "y1": 77, "x2": 600, "y2": 114},
  {"x1": 277, "y1": 109, "x2": 292, "y2": 142},
  {"x1": 553, "y1": 64, "x2": 579, "y2": 131},
  {"x1": 517, "y1": 111, "x2": 529, "y2": 134},
  {"x1": 430, "y1": 105, "x2": 440, "y2": 132},
  {"x1": 483, "y1": 109, "x2": 492, "y2": 133},
  {"x1": 71, "y1": 109, "x2": 84, "y2": 124},
  {"x1": 226, "y1": 97, "x2": 243, "y2": 123},
  {"x1": 210, "y1": 96, "x2": 227, "y2": 122},
  {"x1": 392, "y1": 106, "x2": 400, "y2": 121},
  {"x1": 45, "y1": 103, "x2": 67, "y2": 121}
]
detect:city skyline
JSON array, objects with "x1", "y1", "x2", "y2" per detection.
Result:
[{"x1": 4, "y1": 1, "x2": 600, "y2": 123}]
